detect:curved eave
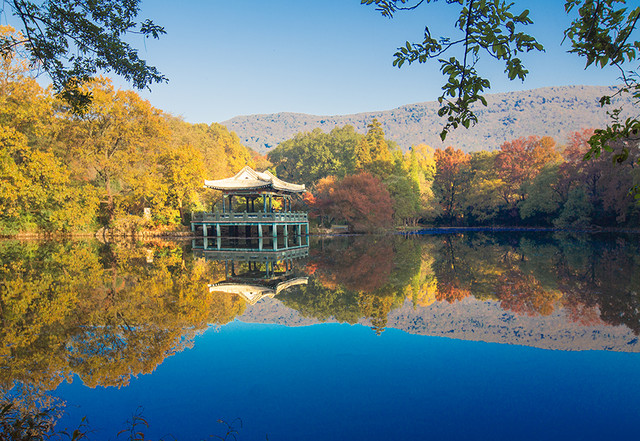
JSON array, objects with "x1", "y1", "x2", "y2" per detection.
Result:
[
  {"x1": 204, "y1": 182, "x2": 305, "y2": 194},
  {"x1": 204, "y1": 183, "x2": 272, "y2": 191}
]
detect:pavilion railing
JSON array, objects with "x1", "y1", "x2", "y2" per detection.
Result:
[{"x1": 192, "y1": 211, "x2": 308, "y2": 223}]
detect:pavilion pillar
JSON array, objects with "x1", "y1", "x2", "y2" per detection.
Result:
[
  {"x1": 203, "y1": 224, "x2": 208, "y2": 237},
  {"x1": 284, "y1": 224, "x2": 288, "y2": 248},
  {"x1": 216, "y1": 224, "x2": 221, "y2": 237},
  {"x1": 263, "y1": 196, "x2": 266, "y2": 212},
  {"x1": 272, "y1": 224, "x2": 278, "y2": 250}
]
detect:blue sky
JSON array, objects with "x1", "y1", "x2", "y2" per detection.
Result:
[{"x1": 7, "y1": 0, "x2": 626, "y2": 123}]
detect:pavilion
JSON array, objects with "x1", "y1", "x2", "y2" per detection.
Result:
[{"x1": 191, "y1": 166, "x2": 309, "y2": 250}]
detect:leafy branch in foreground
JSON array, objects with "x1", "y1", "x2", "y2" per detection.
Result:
[
  {"x1": 362, "y1": 0, "x2": 543, "y2": 140},
  {"x1": 564, "y1": 0, "x2": 640, "y2": 179},
  {"x1": 0, "y1": 0, "x2": 166, "y2": 112}
]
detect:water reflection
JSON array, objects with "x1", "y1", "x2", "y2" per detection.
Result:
[
  {"x1": 0, "y1": 240, "x2": 246, "y2": 393},
  {"x1": 1, "y1": 233, "x2": 639, "y2": 395},
  {"x1": 2, "y1": 233, "x2": 640, "y2": 437},
  {"x1": 273, "y1": 233, "x2": 640, "y2": 349}
]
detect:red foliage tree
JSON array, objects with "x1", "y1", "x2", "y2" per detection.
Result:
[{"x1": 314, "y1": 172, "x2": 393, "y2": 232}]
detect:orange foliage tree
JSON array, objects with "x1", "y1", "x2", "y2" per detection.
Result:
[
  {"x1": 496, "y1": 269, "x2": 562, "y2": 317},
  {"x1": 495, "y1": 136, "x2": 562, "y2": 212},
  {"x1": 433, "y1": 147, "x2": 470, "y2": 223}
]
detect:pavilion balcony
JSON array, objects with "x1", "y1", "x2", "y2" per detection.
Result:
[{"x1": 192, "y1": 211, "x2": 308, "y2": 224}]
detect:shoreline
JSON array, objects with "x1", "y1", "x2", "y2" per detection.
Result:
[{"x1": 2, "y1": 224, "x2": 639, "y2": 241}]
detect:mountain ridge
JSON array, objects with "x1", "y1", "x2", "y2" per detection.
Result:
[{"x1": 222, "y1": 85, "x2": 634, "y2": 154}]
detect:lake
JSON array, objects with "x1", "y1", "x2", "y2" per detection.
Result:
[{"x1": 1, "y1": 231, "x2": 639, "y2": 440}]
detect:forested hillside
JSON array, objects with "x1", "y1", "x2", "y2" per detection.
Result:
[
  {"x1": 224, "y1": 85, "x2": 635, "y2": 154},
  {"x1": 268, "y1": 120, "x2": 640, "y2": 230}
]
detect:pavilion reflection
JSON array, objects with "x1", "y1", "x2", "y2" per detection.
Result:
[{"x1": 194, "y1": 243, "x2": 309, "y2": 305}]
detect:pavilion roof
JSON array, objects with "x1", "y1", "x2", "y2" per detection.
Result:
[
  {"x1": 209, "y1": 277, "x2": 308, "y2": 304},
  {"x1": 204, "y1": 166, "x2": 305, "y2": 193}
]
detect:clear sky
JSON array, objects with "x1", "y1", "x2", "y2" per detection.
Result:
[{"x1": 8, "y1": 0, "x2": 627, "y2": 123}]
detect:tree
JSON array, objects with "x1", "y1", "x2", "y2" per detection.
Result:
[
  {"x1": 363, "y1": 0, "x2": 640, "y2": 168},
  {"x1": 0, "y1": 37, "x2": 98, "y2": 233},
  {"x1": 363, "y1": 0, "x2": 543, "y2": 140},
  {"x1": 461, "y1": 150, "x2": 506, "y2": 223},
  {"x1": 313, "y1": 173, "x2": 394, "y2": 232},
  {"x1": 433, "y1": 146, "x2": 470, "y2": 222},
  {"x1": 384, "y1": 171, "x2": 421, "y2": 226},
  {"x1": 159, "y1": 144, "x2": 205, "y2": 222},
  {"x1": 405, "y1": 143, "x2": 438, "y2": 220},
  {"x1": 518, "y1": 163, "x2": 563, "y2": 223},
  {"x1": 0, "y1": 0, "x2": 166, "y2": 111},
  {"x1": 55, "y1": 77, "x2": 169, "y2": 224},
  {"x1": 0, "y1": 125, "x2": 97, "y2": 233},
  {"x1": 557, "y1": 128, "x2": 639, "y2": 225},
  {"x1": 354, "y1": 119, "x2": 396, "y2": 177},
  {"x1": 563, "y1": 1, "x2": 640, "y2": 168},
  {"x1": 268, "y1": 125, "x2": 360, "y2": 187},
  {"x1": 495, "y1": 136, "x2": 562, "y2": 213}
]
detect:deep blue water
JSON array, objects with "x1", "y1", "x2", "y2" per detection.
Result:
[{"x1": 55, "y1": 321, "x2": 640, "y2": 441}]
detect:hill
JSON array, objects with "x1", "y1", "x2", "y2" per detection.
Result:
[{"x1": 222, "y1": 85, "x2": 634, "y2": 154}]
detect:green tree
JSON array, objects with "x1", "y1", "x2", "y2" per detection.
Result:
[
  {"x1": 355, "y1": 119, "x2": 396, "y2": 177},
  {"x1": 519, "y1": 163, "x2": 563, "y2": 224},
  {"x1": 385, "y1": 171, "x2": 421, "y2": 226},
  {"x1": 406, "y1": 144, "x2": 438, "y2": 220},
  {"x1": 563, "y1": 1, "x2": 640, "y2": 168},
  {"x1": 363, "y1": 0, "x2": 639, "y2": 171},
  {"x1": 363, "y1": 0, "x2": 543, "y2": 139},
  {"x1": 268, "y1": 126, "x2": 360, "y2": 187}
]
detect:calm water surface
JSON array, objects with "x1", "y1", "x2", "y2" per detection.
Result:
[{"x1": 1, "y1": 232, "x2": 639, "y2": 440}]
